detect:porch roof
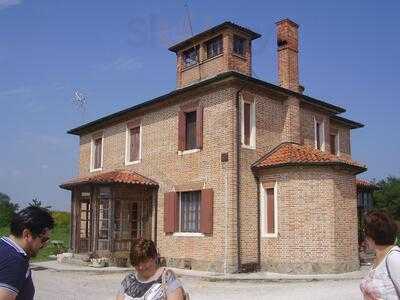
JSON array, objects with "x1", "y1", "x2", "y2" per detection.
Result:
[
  {"x1": 59, "y1": 170, "x2": 158, "y2": 190},
  {"x1": 252, "y1": 142, "x2": 367, "y2": 174}
]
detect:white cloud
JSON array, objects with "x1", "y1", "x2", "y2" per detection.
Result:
[{"x1": 0, "y1": 0, "x2": 22, "y2": 10}]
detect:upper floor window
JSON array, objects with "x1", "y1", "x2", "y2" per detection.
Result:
[
  {"x1": 183, "y1": 46, "x2": 199, "y2": 67},
  {"x1": 178, "y1": 104, "x2": 203, "y2": 152},
  {"x1": 125, "y1": 120, "x2": 142, "y2": 165},
  {"x1": 205, "y1": 35, "x2": 223, "y2": 59},
  {"x1": 314, "y1": 117, "x2": 325, "y2": 151},
  {"x1": 90, "y1": 133, "x2": 103, "y2": 171},
  {"x1": 329, "y1": 128, "x2": 339, "y2": 155},
  {"x1": 233, "y1": 35, "x2": 245, "y2": 56},
  {"x1": 185, "y1": 111, "x2": 197, "y2": 150},
  {"x1": 261, "y1": 182, "x2": 278, "y2": 237},
  {"x1": 241, "y1": 96, "x2": 256, "y2": 148}
]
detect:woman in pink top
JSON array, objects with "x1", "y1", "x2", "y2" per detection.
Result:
[{"x1": 360, "y1": 211, "x2": 400, "y2": 300}]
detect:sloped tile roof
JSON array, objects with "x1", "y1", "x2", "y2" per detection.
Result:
[
  {"x1": 356, "y1": 178, "x2": 378, "y2": 190},
  {"x1": 60, "y1": 170, "x2": 158, "y2": 190},
  {"x1": 252, "y1": 142, "x2": 367, "y2": 174}
]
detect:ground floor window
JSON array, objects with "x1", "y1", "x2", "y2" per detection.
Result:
[
  {"x1": 180, "y1": 191, "x2": 201, "y2": 232},
  {"x1": 261, "y1": 182, "x2": 278, "y2": 237}
]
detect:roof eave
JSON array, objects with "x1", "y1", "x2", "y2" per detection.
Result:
[
  {"x1": 67, "y1": 71, "x2": 348, "y2": 136},
  {"x1": 252, "y1": 161, "x2": 367, "y2": 174}
]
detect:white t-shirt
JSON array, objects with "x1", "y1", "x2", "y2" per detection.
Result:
[{"x1": 360, "y1": 246, "x2": 400, "y2": 300}]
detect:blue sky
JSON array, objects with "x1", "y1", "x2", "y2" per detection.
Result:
[{"x1": 0, "y1": 0, "x2": 399, "y2": 210}]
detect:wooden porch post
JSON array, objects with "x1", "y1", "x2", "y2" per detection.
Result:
[
  {"x1": 109, "y1": 185, "x2": 115, "y2": 253},
  {"x1": 152, "y1": 188, "x2": 158, "y2": 248},
  {"x1": 70, "y1": 188, "x2": 75, "y2": 251}
]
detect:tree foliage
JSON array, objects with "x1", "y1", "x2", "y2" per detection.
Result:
[
  {"x1": 374, "y1": 176, "x2": 400, "y2": 220},
  {"x1": 28, "y1": 198, "x2": 52, "y2": 210},
  {"x1": 0, "y1": 193, "x2": 19, "y2": 227}
]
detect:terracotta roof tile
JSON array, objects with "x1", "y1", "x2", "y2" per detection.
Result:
[
  {"x1": 252, "y1": 142, "x2": 367, "y2": 174},
  {"x1": 356, "y1": 178, "x2": 378, "y2": 189},
  {"x1": 60, "y1": 170, "x2": 158, "y2": 190}
]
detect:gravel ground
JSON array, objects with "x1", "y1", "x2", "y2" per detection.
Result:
[{"x1": 32, "y1": 269, "x2": 363, "y2": 300}]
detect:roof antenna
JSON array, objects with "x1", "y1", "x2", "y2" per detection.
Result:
[
  {"x1": 184, "y1": 1, "x2": 194, "y2": 37},
  {"x1": 183, "y1": 1, "x2": 202, "y2": 82},
  {"x1": 72, "y1": 90, "x2": 88, "y2": 122}
]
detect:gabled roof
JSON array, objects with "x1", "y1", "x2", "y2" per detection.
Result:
[
  {"x1": 252, "y1": 142, "x2": 367, "y2": 174},
  {"x1": 168, "y1": 21, "x2": 261, "y2": 53},
  {"x1": 67, "y1": 71, "x2": 354, "y2": 135},
  {"x1": 59, "y1": 170, "x2": 158, "y2": 190}
]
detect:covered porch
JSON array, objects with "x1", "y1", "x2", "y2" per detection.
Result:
[{"x1": 60, "y1": 170, "x2": 158, "y2": 259}]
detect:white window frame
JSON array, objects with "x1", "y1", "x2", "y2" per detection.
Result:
[
  {"x1": 260, "y1": 182, "x2": 278, "y2": 238},
  {"x1": 90, "y1": 132, "x2": 104, "y2": 172},
  {"x1": 314, "y1": 117, "x2": 325, "y2": 151},
  {"x1": 175, "y1": 191, "x2": 204, "y2": 236},
  {"x1": 125, "y1": 122, "x2": 142, "y2": 165},
  {"x1": 241, "y1": 96, "x2": 256, "y2": 149}
]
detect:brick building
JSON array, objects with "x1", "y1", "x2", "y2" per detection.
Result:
[{"x1": 60, "y1": 19, "x2": 367, "y2": 274}]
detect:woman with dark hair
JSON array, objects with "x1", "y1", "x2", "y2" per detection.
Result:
[
  {"x1": 116, "y1": 238, "x2": 186, "y2": 300},
  {"x1": 360, "y1": 210, "x2": 400, "y2": 299}
]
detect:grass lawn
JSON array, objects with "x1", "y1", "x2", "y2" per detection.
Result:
[{"x1": 0, "y1": 211, "x2": 70, "y2": 262}]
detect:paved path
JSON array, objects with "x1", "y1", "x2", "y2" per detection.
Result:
[{"x1": 32, "y1": 268, "x2": 363, "y2": 300}]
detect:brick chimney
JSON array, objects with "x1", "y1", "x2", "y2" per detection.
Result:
[{"x1": 276, "y1": 19, "x2": 300, "y2": 92}]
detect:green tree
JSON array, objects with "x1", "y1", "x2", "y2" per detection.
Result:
[
  {"x1": 0, "y1": 193, "x2": 19, "y2": 227},
  {"x1": 28, "y1": 198, "x2": 52, "y2": 210},
  {"x1": 374, "y1": 176, "x2": 400, "y2": 220}
]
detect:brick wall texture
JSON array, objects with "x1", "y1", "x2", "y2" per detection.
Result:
[{"x1": 76, "y1": 78, "x2": 359, "y2": 274}]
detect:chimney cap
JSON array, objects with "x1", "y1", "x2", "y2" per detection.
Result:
[{"x1": 275, "y1": 18, "x2": 299, "y2": 28}]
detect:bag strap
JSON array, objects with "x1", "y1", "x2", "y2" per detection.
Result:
[{"x1": 385, "y1": 248, "x2": 400, "y2": 298}]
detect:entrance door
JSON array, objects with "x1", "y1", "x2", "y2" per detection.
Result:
[{"x1": 78, "y1": 197, "x2": 91, "y2": 252}]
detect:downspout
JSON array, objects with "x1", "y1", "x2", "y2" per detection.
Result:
[
  {"x1": 256, "y1": 175, "x2": 261, "y2": 270},
  {"x1": 235, "y1": 84, "x2": 246, "y2": 272}
]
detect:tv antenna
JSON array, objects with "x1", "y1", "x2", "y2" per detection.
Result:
[{"x1": 72, "y1": 90, "x2": 88, "y2": 121}]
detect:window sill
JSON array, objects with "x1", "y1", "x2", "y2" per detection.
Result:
[
  {"x1": 241, "y1": 144, "x2": 256, "y2": 150},
  {"x1": 232, "y1": 52, "x2": 246, "y2": 60},
  {"x1": 202, "y1": 53, "x2": 223, "y2": 64},
  {"x1": 90, "y1": 167, "x2": 102, "y2": 173},
  {"x1": 125, "y1": 160, "x2": 141, "y2": 166},
  {"x1": 178, "y1": 148, "x2": 201, "y2": 156},
  {"x1": 172, "y1": 232, "x2": 204, "y2": 237},
  {"x1": 261, "y1": 234, "x2": 278, "y2": 239}
]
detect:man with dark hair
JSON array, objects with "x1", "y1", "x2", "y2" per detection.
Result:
[{"x1": 0, "y1": 206, "x2": 54, "y2": 300}]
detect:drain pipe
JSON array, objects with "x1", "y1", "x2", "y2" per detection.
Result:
[
  {"x1": 235, "y1": 84, "x2": 246, "y2": 272},
  {"x1": 256, "y1": 175, "x2": 261, "y2": 270}
]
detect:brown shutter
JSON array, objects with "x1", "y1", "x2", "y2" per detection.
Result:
[
  {"x1": 244, "y1": 102, "x2": 251, "y2": 145},
  {"x1": 196, "y1": 105, "x2": 203, "y2": 149},
  {"x1": 130, "y1": 127, "x2": 140, "y2": 161},
  {"x1": 200, "y1": 189, "x2": 213, "y2": 234},
  {"x1": 266, "y1": 188, "x2": 275, "y2": 234},
  {"x1": 164, "y1": 192, "x2": 178, "y2": 234},
  {"x1": 178, "y1": 111, "x2": 186, "y2": 151}
]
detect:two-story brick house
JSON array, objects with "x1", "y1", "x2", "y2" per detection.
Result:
[{"x1": 60, "y1": 19, "x2": 367, "y2": 274}]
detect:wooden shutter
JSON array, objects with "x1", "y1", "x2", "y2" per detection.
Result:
[
  {"x1": 164, "y1": 192, "x2": 178, "y2": 234},
  {"x1": 244, "y1": 102, "x2": 251, "y2": 145},
  {"x1": 130, "y1": 127, "x2": 140, "y2": 161},
  {"x1": 330, "y1": 134, "x2": 336, "y2": 155},
  {"x1": 200, "y1": 189, "x2": 213, "y2": 234},
  {"x1": 196, "y1": 105, "x2": 203, "y2": 149},
  {"x1": 178, "y1": 111, "x2": 186, "y2": 151},
  {"x1": 266, "y1": 188, "x2": 275, "y2": 234},
  {"x1": 94, "y1": 138, "x2": 102, "y2": 169}
]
